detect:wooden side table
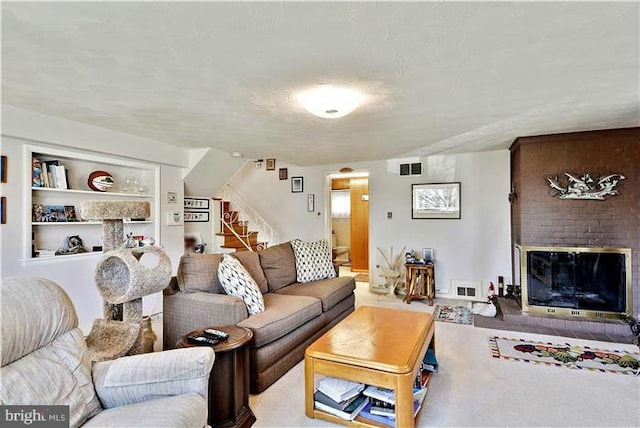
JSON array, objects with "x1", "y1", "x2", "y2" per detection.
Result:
[
  {"x1": 177, "y1": 326, "x2": 256, "y2": 428},
  {"x1": 404, "y1": 263, "x2": 435, "y2": 305}
]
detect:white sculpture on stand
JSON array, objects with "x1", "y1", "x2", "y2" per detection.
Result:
[
  {"x1": 80, "y1": 201, "x2": 171, "y2": 362},
  {"x1": 376, "y1": 246, "x2": 406, "y2": 296}
]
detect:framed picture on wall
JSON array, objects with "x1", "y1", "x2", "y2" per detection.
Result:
[
  {"x1": 266, "y1": 159, "x2": 276, "y2": 171},
  {"x1": 279, "y1": 168, "x2": 288, "y2": 180},
  {"x1": 412, "y1": 182, "x2": 461, "y2": 219},
  {"x1": 184, "y1": 211, "x2": 210, "y2": 222},
  {"x1": 184, "y1": 197, "x2": 209, "y2": 210},
  {"x1": 291, "y1": 176, "x2": 303, "y2": 193}
]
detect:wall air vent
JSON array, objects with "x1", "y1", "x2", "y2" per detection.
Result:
[
  {"x1": 387, "y1": 157, "x2": 423, "y2": 177},
  {"x1": 451, "y1": 279, "x2": 482, "y2": 301},
  {"x1": 399, "y1": 162, "x2": 422, "y2": 177}
]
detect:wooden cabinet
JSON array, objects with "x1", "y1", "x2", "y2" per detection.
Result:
[{"x1": 26, "y1": 144, "x2": 159, "y2": 261}]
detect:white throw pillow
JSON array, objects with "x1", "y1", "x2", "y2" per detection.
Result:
[
  {"x1": 218, "y1": 254, "x2": 265, "y2": 315},
  {"x1": 290, "y1": 239, "x2": 337, "y2": 283}
]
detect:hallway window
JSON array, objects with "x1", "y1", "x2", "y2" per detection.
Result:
[{"x1": 331, "y1": 190, "x2": 350, "y2": 218}]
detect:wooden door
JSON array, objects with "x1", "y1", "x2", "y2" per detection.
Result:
[{"x1": 350, "y1": 177, "x2": 369, "y2": 272}]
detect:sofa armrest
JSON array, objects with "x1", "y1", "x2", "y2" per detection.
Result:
[
  {"x1": 92, "y1": 347, "x2": 214, "y2": 409},
  {"x1": 163, "y1": 291, "x2": 249, "y2": 349}
]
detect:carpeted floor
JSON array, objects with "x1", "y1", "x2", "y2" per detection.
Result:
[
  {"x1": 353, "y1": 273, "x2": 369, "y2": 283},
  {"x1": 249, "y1": 280, "x2": 640, "y2": 427},
  {"x1": 489, "y1": 336, "x2": 640, "y2": 375}
]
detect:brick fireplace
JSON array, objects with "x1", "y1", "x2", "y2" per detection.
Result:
[{"x1": 510, "y1": 127, "x2": 639, "y2": 325}]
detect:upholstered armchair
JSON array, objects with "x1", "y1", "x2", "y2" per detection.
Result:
[{"x1": 1, "y1": 277, "x2": 215, "y2": 427}]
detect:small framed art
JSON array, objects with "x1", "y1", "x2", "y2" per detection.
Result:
[
  {"x1": 266, "y1": 158, "x2": 276, "y2": 171},
  {"x1": 184, "y1": 197, "x2": 209, "y2": 210},
  {"x1": 291, "y1": 176, "x2": 303, "y2": 193},
  {"x1": 184, "y1": 211, "x2": 210, "y2": 222},
  {"x1": 279, "y1": 168, "x2": 288, "y2": 180}
]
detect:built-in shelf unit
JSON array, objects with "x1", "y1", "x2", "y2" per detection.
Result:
[{"x1": 25, "y1": 144, "x2": 160, "y2": 262}]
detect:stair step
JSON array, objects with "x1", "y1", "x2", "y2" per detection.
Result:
[
  {"x1": 222, "y1": 223, "x2": 250, "y2": 234},
  {"x1": 223, "y1": 233, "x2": 258, "y2": 247},
  {"x1": 221, "y1": 242, "x2": 267, "y2": 251}
]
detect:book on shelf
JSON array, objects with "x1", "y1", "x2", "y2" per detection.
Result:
[
  {"x1": 422, "y1": 347, "x2": 438, "y2": 372},
  {"x1": 317, "y1": 376, "x2": 365, "y2": 404},
  {"x1": 32, "y1": 158, "x2": 43, "y2": 187},
  {"x1": 358, "y1": 400, "x2": 421, "y2": 427},
  {"x1": 314, "y1": 394, "x2": 368, "y2": 421},
  {"x1": 362, "y1": 385, "x2": 423, "y2": 406},
  {"x1": 314, "y1": 389, "x2": 360, "y2": 411},
  {"x1": 43, "y1": 159, "x2": 59, "y2": 188},
  {"x1": 54, "y1": 165, "x2": 68, "y2": 189}
]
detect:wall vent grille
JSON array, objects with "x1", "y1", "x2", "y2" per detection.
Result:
[
  {"x1": 399, "y1": 162, "x2": 422, "y2": 177},
  {"x1": 452, "y1": 280, "x2": 482, "y2": 300}
]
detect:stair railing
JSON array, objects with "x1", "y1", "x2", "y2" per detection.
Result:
[{"x1": 217, "y1": 184, "x2": 279, "y2": 251}]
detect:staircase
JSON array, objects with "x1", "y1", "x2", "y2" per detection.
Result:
[{"x1": 214, "y1": 185, "x2": 278, "y2": 252}]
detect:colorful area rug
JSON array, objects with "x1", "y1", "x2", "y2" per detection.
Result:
[
  {"x1": 433, "y1": 305, "x2": 473, "y2": 325},
  {"x1": 353, "y1": 273, "x2": 369, "y2": 283},
  {"x1": 489, "y1": 336, "x2": 640, "y2": 375}
]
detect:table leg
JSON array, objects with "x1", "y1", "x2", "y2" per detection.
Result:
[
  {"x1": 304, "y1": 356, "x2": 314, "y2": 418},
  {"x1": 427, "y1": 269, "x2": 434, "y2": 306},
  {"x1": 395, "y1": 371, "x2": 415, "y2": 427}
]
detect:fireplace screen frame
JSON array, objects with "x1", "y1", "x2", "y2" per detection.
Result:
[{"x1": 520, "y1": 245, "x2": 632, "y2": 319}]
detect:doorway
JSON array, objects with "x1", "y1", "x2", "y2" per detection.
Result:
[{"x1": 327, "y1": 173, "x2": 369, "y2": 273}]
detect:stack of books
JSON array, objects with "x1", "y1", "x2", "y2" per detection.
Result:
[
  {"x1": 313, "y1": 377, "x2": 368, "y2": 421},
  {"x1": 359, "y1": 386, "x2": 423, "y2": 427},
  {"x1": 359, "y1": 347, "x2": 438, "y2": 427},
  {"x1": 32, "y1": 158, "x2": 69, "y2": 189}
]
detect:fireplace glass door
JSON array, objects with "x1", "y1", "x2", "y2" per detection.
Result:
[{"x1": 526, "y1": 250, "x2": 627, "y2": 313}]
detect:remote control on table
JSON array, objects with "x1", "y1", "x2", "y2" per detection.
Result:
[
  {"x1": 186, "y1": 335, "x2": 219, "y2": 346},
  {"x1": 203, "y1": 329, "x2": 230, "y2": 340}
]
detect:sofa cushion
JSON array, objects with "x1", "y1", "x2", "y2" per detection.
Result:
[
  {"x1": 274, "y1": 276, "x2": 355, "y2": 312},
  {"x1": 237, "y1": 293, "x2": 322, "y2": 347},
  {"x1": 218, "y1": 255, "x2": 265, "y2": 315},
  {"x1": 258, "y1": 242, "x2": 297, "y2": 292},
  {"x1": 177, "y1": 253, "x2": 224, "y2": 294},
  {"x1": 232, "y1": 251, "x2": 268, "y2": 294},
  {"x1": 290, "y1": 239, "x2": 336, "y2": 283}
]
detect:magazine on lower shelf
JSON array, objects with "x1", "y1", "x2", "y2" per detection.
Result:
[
  {"x1": 314, "y1": 394, "x2": 369, "y2": 421},
  {"x1": 363, "y1": 385, "x2": 423, "y2": 406},
  {"x1": 317, "y1": 376, "x2": 365, "y2": 403},
  {"x1": 358, "y1": 400, "x2": 421, "y2": 427}
]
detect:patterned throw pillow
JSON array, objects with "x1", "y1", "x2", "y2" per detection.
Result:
[
  {"x1": 218, "y1": 254, "x2": 265, "y2": 315},
  {"x1": 290, "y1": 239, "x2": 337, "y2": 283}
]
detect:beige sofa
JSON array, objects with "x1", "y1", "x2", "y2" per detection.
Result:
[{"x1": 164, "y1": 241, "x2": 356, "y2": 393}]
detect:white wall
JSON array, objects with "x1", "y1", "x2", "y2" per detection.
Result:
[
  {"x1": 228, "y1": 150, "x2": 512, "y2": 297},
  {"x1": 183, "y1": 147, "x2": 247, "y2": 196},
  {"x1": 1, "y1": 107, "x2": 189, "y2": 333},
  {"x1": 229, "y1": 161, "x2": 326, "y2": 242}
]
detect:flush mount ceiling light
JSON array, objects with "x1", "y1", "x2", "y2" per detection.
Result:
[{"x1": 297, "y1": 85, "x2": 364, "y2": 119}]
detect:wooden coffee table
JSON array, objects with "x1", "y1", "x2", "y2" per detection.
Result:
[
  {"x1": 305, "y1": 306, "x2": 435, "y2": 427},
  {"x1": 177, "y1": 325, "x2": 256, "y2": 428}
]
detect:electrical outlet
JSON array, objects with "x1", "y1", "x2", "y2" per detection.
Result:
[{"x1": 167, "y1": 212, "x2": 182, "y2": 226}]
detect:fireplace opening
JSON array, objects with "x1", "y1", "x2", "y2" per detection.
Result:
[{"x1": 521, "y1": 246, "x2": 632, "y2": 319}]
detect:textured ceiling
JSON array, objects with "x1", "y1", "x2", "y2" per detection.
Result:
[{"x1": 2, "y1": 2, "x2": 638, "y2": 166}]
